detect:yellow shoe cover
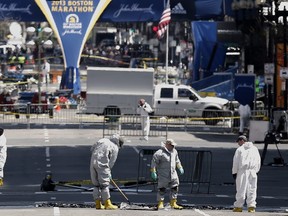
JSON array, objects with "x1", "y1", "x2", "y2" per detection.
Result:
[
  {"x1": 248, "y1": 207, "x2": 255, "y2": 213},
  {"x1": 157, "y1": 201, "x2": 164, "y2": 209},
  {"x1": 95, "y1": 200, "x2": 104, "y2": 209},
  {"x1": 233, "y1": 207, "x2": 242, "y2": 212},
  {"x1": 104, "y1": 199, "x2": 118, "y2": 210},
  {"x1": 170, "y1": 199, "x2": 183, "y2": 210}
]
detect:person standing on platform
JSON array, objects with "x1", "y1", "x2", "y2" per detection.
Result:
[
  {"x1": 42, "y1": 59, "x2": 50, "y2": 86},
  {"x1": 137, "y1": 98, "x2": 153, "y2": 141}
]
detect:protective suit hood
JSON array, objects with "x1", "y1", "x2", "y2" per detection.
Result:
[
  {"x1": 243, "y1": 141, "x2": 254, "y2": 150},
  {"x1": 109, "y1": 134, "x2": 124, "y2": 148}
]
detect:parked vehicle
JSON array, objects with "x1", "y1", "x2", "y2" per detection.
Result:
[
  {"x1": 14, "y1": 91, "x2": 53, "y2": 118},
  {"x1": 0, "y1": 85, "x2": 18, "y2": 113},
  {"x1": 85, "y1": 67, "x2": 234, "y2": 125},
  {"x1": 85, "y1": 67, "x2": 154, "y2": 117}
]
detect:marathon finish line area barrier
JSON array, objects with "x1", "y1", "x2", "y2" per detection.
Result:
[
  {"x1": 136, "y1": 149, "x2": 213, "y2": 194},
  {"x1": 0, "y1": 104, "x2": 267, "y2": 135}
]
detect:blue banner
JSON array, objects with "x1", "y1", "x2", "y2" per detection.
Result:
[
  {"x1": 234, "y1": 74, "x2": 255, "y2": 106},
  {"x1": 35, "y1": 0, "x2": 111, "y2": 94},
  {"x1": 0, "y1": 0, "x2": 45, "y2": 21},
  {"x1": 0, "y1": 0, "x2": 228, "y2": 22},
  {"x1": 100, "y1": 0, "x2": 163, "y2": 22},
  {"x1": 191, "y1": 21, "x2": 226, "y2": 81}
]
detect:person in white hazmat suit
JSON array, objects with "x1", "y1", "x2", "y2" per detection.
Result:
[
  {"x1": 90, "y1": 134, "x2": 124, "y2": 210},
  {"x1": 232, "y1": 135, "x2": 261, "y2": 213},
  {"x1": 150, "y1": 139, "x2": 184, "y2": 210},
  {"x1": 137, "y1": 98, "x2": 153, "y2": 141},
  {"x1": 238, "y1": 104, "x2": 251, "y2": 135},
  {"x1": 0, "y1": 128, "x2": 7, "y2": 186}
]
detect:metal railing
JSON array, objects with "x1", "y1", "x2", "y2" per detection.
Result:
[{"x1": 0, "y1": 103, "x2": 268, "y2": 135}]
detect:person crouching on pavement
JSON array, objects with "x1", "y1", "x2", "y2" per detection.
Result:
[
  {"x1": 232, "y1": 135, "x2": 261, "y2": 213},
  {"x1": 0, "y1": 128, "x2": 7, "y2": 186},
  {"x1": 90, "y1": 134, "x2": 124, "y2": 210},
  {"x1": 150, "y1": 139, "x2": 184, "y2": 210}
]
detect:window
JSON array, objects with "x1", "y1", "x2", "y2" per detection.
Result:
[
  {"x1": 178, "y1": 88, "x2": 192, "y2": 98},
  {"x1": 160, "y1": 88, "x2": 173, "y2": 98}
]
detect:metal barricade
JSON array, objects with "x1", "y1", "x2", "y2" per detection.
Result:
[
  {"x1": 103, "y1": 115, "x2": 168, "y2": 138},
  {"x1": 1, "y1": 103, "x2": 268, "y2": 136},
  {"x1": 136, "y1": 149, "x2": 212, "y2": 193}
]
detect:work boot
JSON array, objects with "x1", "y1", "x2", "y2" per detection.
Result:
[
  {"x1": 95, "y1": 200, "x2": 104, "y2": 210},
  {"x1": 233, "y1": 207, "x2": 242, "y2": 212},
  {"x1": 170, "y1": 199, "x2": 183, "y2": 210},
  {"x1": 104, "y1": 199, "x2": 118, "y2": 210},
  {"x1": 157, "y1": 201, "x2": 164, "y2": 209},
  {"x1": 0, "y1": 178, "x2": 3, "y2": 186},
  {"x1": 248, "y1": 207, "x2": 256, "y2": 213}
]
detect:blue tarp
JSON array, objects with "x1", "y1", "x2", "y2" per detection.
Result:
[
  {"x1": 192, "y1": 72, "x2": 232, "y2": 91},
  {"x1": 234, "y1": 74, "x2": 255, "y2": 106},
  {"x1": 191, "y1": 21, "x2": 226, "y2": 81},
  {"x1": 200, "y1": 80, "x2": 234, "y2": 100},
  {"x1": 0, "y1": 0, "x2": 234, "y2": 22},
  {"x1": 60, "y1": 67, "x2": 81, "y2": 95}
]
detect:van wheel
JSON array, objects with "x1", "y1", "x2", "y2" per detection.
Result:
[
  {"x1": 203, "y1": 110, "x2": 219, "y2": 126},
  {"x1": 104, "y1": 107, "x2": 120, "y2": 122}
]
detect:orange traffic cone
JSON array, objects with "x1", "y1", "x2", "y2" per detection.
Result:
[
  {"x1": 54, "y1": 97, "x2": 61, "y2": 112},
  {"x1": 55, "y1": 104, "x2": 61, "y2": 111}
]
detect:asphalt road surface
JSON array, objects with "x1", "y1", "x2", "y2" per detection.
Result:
[{"x1": 1, "y1": 128, "x2": 288, "y2": 216}]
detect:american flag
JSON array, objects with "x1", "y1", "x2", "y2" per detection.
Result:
[{"x1": 156, "y1": 5, "x2": 171, "y2": 39}]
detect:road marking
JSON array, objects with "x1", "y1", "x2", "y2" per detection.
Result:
[
  {"x1": 132, "y1": 146, "x2": 140, "y2": 154},
  {"x1": 216, "y1": 194, "x2": 230, "y2": 197},
  {"x1": 53, "y1": 207, "x2": 60, "y2": 216},
  {"x1": 44, "y1": 127, "x2": 49, "y2": 143},
  {"x1": 45, "y1": 147, "x2": 50, "y2": 158},
  {"x1": 194, "y1": 208, "x2": 211, "y2": 216},
  {"x1": 261, "y1": 196, "x2": 274, "y2": 199}
]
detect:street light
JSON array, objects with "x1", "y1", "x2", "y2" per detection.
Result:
[{"x1": 26, "y1": 24, "x2": 53, "y2": 106}]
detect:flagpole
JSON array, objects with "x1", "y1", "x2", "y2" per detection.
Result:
[
  {"x1": 165, "y1": 0, "x2": 170, "y2": 84},
  {"x1": 165, "y1": 24, "x2": 169, "y2": 84}
]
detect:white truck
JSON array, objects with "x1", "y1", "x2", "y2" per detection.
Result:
[{"x1": 85, "y1": 67, "x2": 233, "y2": 125}]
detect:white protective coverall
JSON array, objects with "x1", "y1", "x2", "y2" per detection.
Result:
[
  {"x1": 151, "y1": 144, "x2": 182, "y2": 201},
  {"x1": 90, "y1": 134, "x2": 122, "y2": 201},
  {"x1": 232, "y1": 141, "x2": 261, "y2": 208},
  {"x1": 137, "y1": 101, "x2": 153, "y2": 141},
  {"x1": 0, "y1": 129, "x2": 7, "y2": 179},
  {"x1": 238, "y1": 104, "x2": 251, "y2": 134}
]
